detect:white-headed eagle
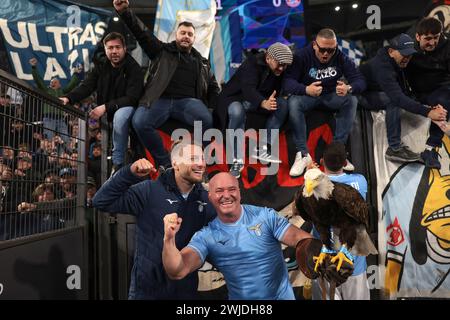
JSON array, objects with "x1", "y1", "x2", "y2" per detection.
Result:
[{"x1": 293, "y1": 168, "x2": 378, "y2": 272}]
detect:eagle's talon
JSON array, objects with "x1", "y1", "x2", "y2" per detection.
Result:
[
  {"x1": 313, "y1": 252, "x2": 328, "y2": 272},
  {"x1": 330, "y1": 246, "x2": 354, "y2": 271},
  {"x1": 313, "y1": 246, "x2": 336, "y2": 272}
]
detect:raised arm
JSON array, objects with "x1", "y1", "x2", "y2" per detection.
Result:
[
  {"x1": 162, "y1": 213, "x2": 203, "y2": 280},
  {"x1": 113, "y1": 0, "x2": 163, "y2": 59},
  {"x1": 29, "y1": 58, "x2": 47, "y2": 92},
  {"x1": 62, "y1": 65, "x2": 83, "y2": 94}
]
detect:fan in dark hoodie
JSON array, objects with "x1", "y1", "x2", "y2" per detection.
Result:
[
  {"x1": 360, "y1": 31, "x2": 448, "y2": 169},
  {"x1": 284, "y1": 28, "x2": 366, "y2": 177}
]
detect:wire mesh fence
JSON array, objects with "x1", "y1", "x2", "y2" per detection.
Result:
[{"x1": 0, "y1": 70, "x2": 87, "y2": 241}]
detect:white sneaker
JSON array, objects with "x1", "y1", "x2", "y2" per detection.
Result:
[
  {"x1": 289, "y1": 152, "x2": 312, "y2": 177},
  {"x1": 251, "y1": 146, "x2": 281, "y2": 164},
  {"x1": 343, "y1": 159, "x2": 355, "y2": 171}
]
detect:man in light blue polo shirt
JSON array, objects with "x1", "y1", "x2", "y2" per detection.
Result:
[{"x1": 162, "y1": 172, "x2": 322, "y2": 300}]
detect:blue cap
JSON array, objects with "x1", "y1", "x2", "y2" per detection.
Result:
[{"x1": 389, "y1": 33, "x2": 417, "y2": 56}]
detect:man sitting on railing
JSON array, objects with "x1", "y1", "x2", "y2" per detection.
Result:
[
  {"x1": 407, "y1": 17, "x2": 450, "y2": 168},
  {"x1": 214, "y1": 42, "x2": 293, "y2": 178},
  {"x1": 59, "y1": 32, "x2": 144, "y2": 176},
  {"x1": 284, "y1": 28, "x2": 366, "y2": 177},
  {"x1": 114, "y1": 0, "x2": 220, "y2": 171},
  {"x1": 360, "y1": 33, "x2": 448, "y2": 169}
]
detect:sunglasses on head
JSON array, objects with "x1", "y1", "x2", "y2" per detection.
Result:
[{"x1": 315, "y1": 41, "x2": 337, "y2": 54}]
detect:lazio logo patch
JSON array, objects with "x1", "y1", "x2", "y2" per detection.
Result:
[{"x1": 248, "y1": 223, "x2": 262, "y2": 236}]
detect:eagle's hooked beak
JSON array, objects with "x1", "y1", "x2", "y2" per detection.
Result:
[{"x1": 305, "y1": 179, "x2": 318, "y2": 196}]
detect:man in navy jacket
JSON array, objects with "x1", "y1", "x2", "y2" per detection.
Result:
[
  {"x1": 284, "y1": 28, "x2": 366, "y2": 177},
  {"x1": 92, "y1": 142, "x2": 216, "y2": 299},
  {"x1": 360, "y1": 33, "x2": 447, "y2": 168}
]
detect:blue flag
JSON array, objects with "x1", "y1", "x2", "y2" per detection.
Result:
[{"x1": 0, "y1": 0, "x2": 110, "y2": 87}]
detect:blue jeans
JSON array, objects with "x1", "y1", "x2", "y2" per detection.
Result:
[
  {"x1": 132, "y1": 98, "x2": 213, "y2": 167},
  {"x1": 227, "y1": 98, "x2": 288, "y2": 159},
  {"x1": 112, "y1": 106, "x2": 135, "y2": 166},
  {"x1": 43, "y1": 117, "x2": 69, "y2": 145},
  {"x1": 362, "y1": 91, "x2": 401, "y2": 149},
  {"x1": 419, "y1": 86, "x2": 450, "y2": 148},
  {"x1": 288, "y1": 93, "x2": 358, "y2": 154}
]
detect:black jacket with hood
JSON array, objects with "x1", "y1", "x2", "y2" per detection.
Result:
[
  {"x1": 118, "y1": 8, "x2": 220, "y2": 109},
  {"x1": 66, "y1": 53, "x2": 144, "y2": 122},
  {"x1": 407, "y1": 34, "x2": 450, "y2": 95}
]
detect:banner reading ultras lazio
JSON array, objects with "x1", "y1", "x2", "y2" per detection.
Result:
[{"x1": 0, "y1": 0, "x2": 110, "y2": 87}]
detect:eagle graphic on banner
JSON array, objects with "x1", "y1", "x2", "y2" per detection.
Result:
[{"x1": 382, "y1": 135, "x2": 450, "y2": 299}]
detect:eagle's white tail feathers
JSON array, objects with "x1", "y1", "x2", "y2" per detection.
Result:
[{"x1": 352, "y1": 225, "x2": 378, "y2": 256}]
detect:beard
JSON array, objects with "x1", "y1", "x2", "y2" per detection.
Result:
[
  {"x1": 177, "y1": 40, "x2": 193, "y2": 52},
  {"x1": 184, "y1": 172, "x2": 203, "y2": 184}
]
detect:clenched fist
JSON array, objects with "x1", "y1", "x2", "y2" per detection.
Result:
[
  {"x1": 113, "y1": 0, "x2": 129, "y2": 13},
  {"x1": 29, "y1": 58, "x2": 37, "y2": 67},
  {"x1": 163, "y1": 213, "x2": 182, "y2": 241},
  {"x1": 335, "y1": 80, "x2": 349, "y2": 96},
  {"x1": 130, "y1": 158, "x2": 156, "y2": 177}
]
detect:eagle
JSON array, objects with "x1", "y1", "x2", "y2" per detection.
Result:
[{"x1": 293, "y1": 168, "x2": 378, "y2": 272}]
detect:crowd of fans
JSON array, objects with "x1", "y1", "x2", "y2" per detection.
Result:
[{"x1": 0, "y1": 84, "x2": 101, "y2": 240}]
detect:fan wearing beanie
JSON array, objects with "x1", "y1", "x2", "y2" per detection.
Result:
[{"x1": 215, "y1": 42, "x2": 293, "y2": 178}]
